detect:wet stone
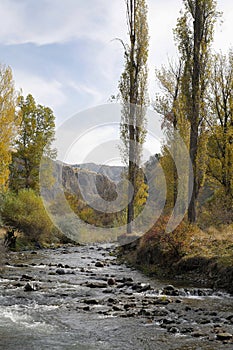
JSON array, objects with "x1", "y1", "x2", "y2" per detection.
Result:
[
  {"x1": 199, "y1": 318, "x2": 212, "y2": 325},
  {"x1": 102, "y1": 288, "x2": 114, "y2": 294},
  {"x1": 163, "y1": 285, "x2": 179, "y2": 296},
  {"x1": 216, "y1": 333, "x2": 232, "y2": 341},
  {"x1": 20, "y1": 274, "x2": 33, "y2": 281},
  {"x1": 112, "y1": 305, "x2": 123, "y2": 311},
  {"x1": 191, "y1": 331, "x2": 207, "y2": 338},
  {"x1": 84, "y1": 281, "x2": 107, "y2": 288},
  {"x1": 180, "y1": 327, "x2": 194, "y2": 334},
  {"x1": 107, "y1": 297, "x2": 117, "y2": 304},
  {"x1": 57, "y1": 263, "x2": 64, "y2": 268},
  {"x1": 161, "y1": 318, "x2": 174, "y2": 325},
  {"x1": 83, "y1": 299, "x2": 99, "y2": 305},
  {"x1": 168, "y1": 326, "x2": 180, "y2": 334},
  {"x1": 123, "y1": 303, "x2": 136, "y2": 310},
  {"x1": 153, "y1": 297, "x2": 172, "y2": 305},
  {"x1": 24, "y1": 282, "x2": 38, "y2": 292}
]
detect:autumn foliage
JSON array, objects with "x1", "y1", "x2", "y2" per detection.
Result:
[{"x1": 138, "y1": 216, "x2": 192, "y2": 265}]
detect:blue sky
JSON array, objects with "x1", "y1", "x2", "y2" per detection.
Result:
[{"x1": 0, "y1": 0, "x2": 232, "y2": 126}]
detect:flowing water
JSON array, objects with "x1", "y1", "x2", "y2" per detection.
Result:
[{"x1": 0, "y1": 243, "x2": 232, "y2": 349}]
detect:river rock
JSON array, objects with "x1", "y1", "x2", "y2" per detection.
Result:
[
  {"x1": 107, "y1": 277, "x2": 116, "y2": 286},
  {"x1": 102, "y1": 288, "x2": 114, "y2": 293},
  {"x1": 154, "y1": 297, "x2": 172, "y2": 305},
  {"x1": 95, "y1": 261, "x2": 104, "y2": 268},
  {"x1": 168, "y1": 326, "x2": 180, "y2": 333},
  {"x1": 132, "y1": 283, "x2": 151, "y2": 292},
  {"x1": 226, "y1": 315, "x2": 233, "y2": 324},
  {"x1": 56, "y1": 268, "x2": 65, "y2": 275},
  {"x1": 57, "y1": 263, "x2": 64, "y2": 268},
  {"x1": 112, "y1": 305, "x2": 123, "y2": 311},
  {"x1": 123, "y1": 303, "x2": 136, "y2": 310},
  {"x1": 163, "y1": 285, "x2": 179, "y2": 296},
  {"x1": 24, "y1": 282, "x2": 38, "y2": 292},
  {"x1": 191, "y1": 331, "x2": 207, "y2": 338},
  {"x1": 161, "y1": 317, "x2": 174, "y2": 325},
  {"x1": 83, "y1": 298, "x2": 99, "y2": 305},
  {"x1": 20, "y1": 274, "x2": 33, "y2": 281},
  {"x1": 216, "y1": 333, "x2": 232, "y2": 341},
  {"x1": 83, "y1": 306, "x2": 90, "y2": 311},
  {"x1": 84, "y1": 281, "x2": 107, "y2": 288}
]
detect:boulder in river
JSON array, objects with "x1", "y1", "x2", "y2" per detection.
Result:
[
  {"x1": 24, "y1": 282, "x2": 38, "y2": 292},
  {"x1": 163, "y1": 285, "x2": 179, "y2": 296},
  {"x1": 107, "y1": 277, "x2": 116, "y2": 286}
]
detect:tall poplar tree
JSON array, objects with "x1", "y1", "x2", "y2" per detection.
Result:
[
  {"x1": 0, "y1": 64, "x2": 19, "y2": 191},
  {"x1": 207, "y1": 51, "x2": 233, "y2": 197},
  {"x1": 174, "y1": 0, "x2": 218, "y2": 223},
  {"x1": 119, "y1": 0, "x2": 149, "y2": 233}
]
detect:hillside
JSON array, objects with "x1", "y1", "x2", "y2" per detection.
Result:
[{"x1": 72, "y1": 163, "x2": 125, "y2": 182}]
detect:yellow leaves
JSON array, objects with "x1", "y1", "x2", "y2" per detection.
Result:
[{"x1": 0, "y1": 64, "x2": 18, "y2": 191}]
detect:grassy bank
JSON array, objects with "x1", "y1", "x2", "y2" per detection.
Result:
[{"x1": 117, "y1": 218, "x2": 233, "y2": 294}]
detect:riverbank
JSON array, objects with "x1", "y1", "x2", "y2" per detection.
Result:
[{"x1": 117, "y1": 223, "x2": 233, "y2": 295}]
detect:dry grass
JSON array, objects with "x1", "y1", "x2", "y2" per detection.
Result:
[
  {"x1": 0, "y1": 227, "x2": 6, "y2": 238},
  {"x1": 185, "y1": 224, "x2": 233, "y2": 265}
]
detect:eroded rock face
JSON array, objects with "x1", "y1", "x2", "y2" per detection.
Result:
[
  {"x1": 42, "y1": 161, "x2": 117, "y2": 204},
  {"x1": 61, "y1": 165, "x2": 117, "y2": 202},
  {"x1": 72, "y1": 163, "x2": 124, "y2": 182}
]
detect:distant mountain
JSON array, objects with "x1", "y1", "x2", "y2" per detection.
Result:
[{"x1": 72, "y1": 163, "x2": 125, "y2": 182}]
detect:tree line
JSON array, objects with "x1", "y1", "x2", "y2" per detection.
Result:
[
  {"x1": 0, "y1": 65, "x2": 57, "y2": 247},
  {"x1": 0, "y1": 0, "x2": 232, "y2": 248},
  {"x1": 120, "y1": 0, "x2": 232, "y2": 230}
]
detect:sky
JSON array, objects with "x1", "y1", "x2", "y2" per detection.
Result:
[{"x1": 0, "y1": 0, "x2": 233, "y2": 164}]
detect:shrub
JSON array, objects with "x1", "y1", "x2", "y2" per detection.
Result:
[
  {"x1": 1, "y1": 189, "x2": 55, "y2": 244},
  {"x1": 141, "y1": 216, "x2": 191, "y2": 263}
]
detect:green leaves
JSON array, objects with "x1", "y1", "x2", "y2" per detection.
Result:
[
  {"x1": 10, "y1": 94, "x2": 56, "y2": 192},
  {"x1": 119, "y1": 0, "x2": 149, "y2": 233}
]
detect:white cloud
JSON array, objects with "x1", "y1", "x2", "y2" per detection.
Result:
[
  {"x1": 0, "y1": 0, "x2": 125, "y2": 46},
  {"x1": 13, "y1": 69, "x2": 66, "y2": 114},
  {"x1": 62, "y1": 124, "x2": 120, "y2": 164},
  {"x1": 2, "y1": 0, "x2": 233, "y2": 125},
  {"x1": 67, "y1": 81, "x2": 103, "y2": 106},
  {"x1": 214, "y1": 0, "x2": 233, "y2": 52}
]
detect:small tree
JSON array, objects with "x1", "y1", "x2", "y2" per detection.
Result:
[{"x1": 10, "y1": 94, "x2": 56, "y2": 192}]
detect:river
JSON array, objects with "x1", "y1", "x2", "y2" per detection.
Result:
[{"x1": 0, "y1": 243, "x2": 232, "y2": 349}]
